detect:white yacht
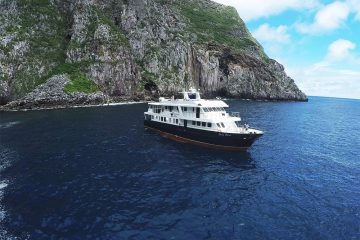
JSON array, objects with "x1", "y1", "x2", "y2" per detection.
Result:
[{"x1": 144, "y1": 88, "x2": 263, "y2": 151}]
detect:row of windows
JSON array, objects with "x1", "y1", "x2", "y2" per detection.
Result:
[
  {"x1": 149, "y1": 105, "x2": 178, "y2": 113},
  {"x1": 150, "y1": 105, "x2": 225, "y2": 114},
  {"x1": 181, "y1": 107, "x2": 195, "y2": 112},
  {"x1": 150, "y1": 114, "x2": 225, "y2": 129},
  {"x1": 192, "y1": 121, "x2": 212, "y2": 128},
  {"x1": 203, "y1": 107, "x2": 225, "y2": 112},
  {"x1": 151, "y1": 115, "x2": 179, "y2": 124},
  {"x1": 150, "y1": 105, "x2": 162, "y2": 114},
  {"x1": 165, "y1": 106, "x2": 175, "y2": 111},
  {"x1": 191, "y1": 121, "x2": 225, "y2": 128}
]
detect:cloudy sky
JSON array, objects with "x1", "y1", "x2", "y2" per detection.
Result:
[{"x1": 213, "y1": 0, "x2": 360, "y2": 99}]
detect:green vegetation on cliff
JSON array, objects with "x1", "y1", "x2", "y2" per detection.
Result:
[
  {"x1": 50, "y1": 63, "x2": 98, "y2": 94},
  {"x1": 14, "y1": 0, "x2": 68, "y2": 95},
  {"x1": 176, "y1": 0, "x2": 267, "y2": 60},
  {"x1": 0, "y1": 0, "x2": 307, "y2": 107},
  {"x1": 64, "y1": 75, "x2": 98, "y2": 94}
]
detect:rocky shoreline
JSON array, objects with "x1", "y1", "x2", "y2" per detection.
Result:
[
  {"x1": 0, "y1": 74, "x2": 307, "y2": 112},
  {"x1": 0, "y1": 75, "x2": 145, "y2": 111}
]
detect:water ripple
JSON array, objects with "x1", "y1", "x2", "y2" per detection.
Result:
[{"x1": 0, "y1": 98, "x2": 359, "y2": 239}]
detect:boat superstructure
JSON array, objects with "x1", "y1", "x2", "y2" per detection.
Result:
[{"x1": 144, "y1": 88, "x2": 263, "y2": 150}]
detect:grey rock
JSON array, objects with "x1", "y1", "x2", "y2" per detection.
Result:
[
  {"x1": 1, "y1": 75, "x2": 107, "y2": 110},
  {"x1": 0, "y1": 0, "x2": 307, "y2": 110}
]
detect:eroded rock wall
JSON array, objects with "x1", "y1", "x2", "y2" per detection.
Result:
[{"x1": 0, "y1": 0, "x2": 307, "y2": 109}]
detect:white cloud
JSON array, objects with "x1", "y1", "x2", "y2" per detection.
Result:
[
  {"x1": 326, "y1": 39, "x2": 356, "y2": 61},
  {"x1": 252, "y1": 24, "x2": 290, "y2": 43},
  {"x1": 290, "y1": 39, "x2": 360, "y2": 99},
  {"x1": 212, "y1": 0, "x2": 320, "y2": 21},
  {"x1": 347, "y1": 0, "x2": 360, "y2": 21},
  {"x1": 296, "y1": 68, "x2": 360, "y2": 99},
  {"x1": 309, "y1": 39, "x2": 358, "y2": 69},
  {"x1": 296, "y1": 1, "x2": 350, "y2": 34}
]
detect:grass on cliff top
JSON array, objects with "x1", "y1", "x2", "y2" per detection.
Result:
[
  {"x1": 177, "y1": 1, "x2": 266, "y2": 55},
  {"x1": 51, "y1": 63, "x2": 99, "y2": 94}
]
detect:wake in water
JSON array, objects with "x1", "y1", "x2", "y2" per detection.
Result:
[
  {"x1": 0, "y1": 147, "x2": 18, "y2": 239},
  {"x1": 0, "y1": 121, "x2": 21, "y2": 129}
]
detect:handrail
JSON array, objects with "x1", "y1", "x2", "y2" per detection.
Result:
[{"x1": 230, "y1": 112, "x2": 240, "y2": 118}]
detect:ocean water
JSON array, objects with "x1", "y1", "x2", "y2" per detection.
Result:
[{"x1": 0, "y1": 97, "x2": 359, "y2": 240}]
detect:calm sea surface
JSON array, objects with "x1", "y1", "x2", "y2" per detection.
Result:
[{"x1": 0, "y1": 97, "x2": 359, "y2": 239}]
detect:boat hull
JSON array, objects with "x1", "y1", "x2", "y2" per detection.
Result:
[{"x1": 144, "y1": 120, "x2": 262, "y2": 151}]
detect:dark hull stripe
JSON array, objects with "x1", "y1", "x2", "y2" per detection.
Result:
[
  {"x1": 145, "y1": 126, "x2": 249, "y2": 151},
  {"x1": 144, "y1": 120, "x2": 262, "y2": 151}
]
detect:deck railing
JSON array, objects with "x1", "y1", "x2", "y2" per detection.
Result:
[{"x1": 229, "y1": 112, "x2": 240, "y2": 118}]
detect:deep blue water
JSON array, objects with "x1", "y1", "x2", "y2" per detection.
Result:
[{"x1": 0, "y1": 97, "x2": 359, "y2": 240}]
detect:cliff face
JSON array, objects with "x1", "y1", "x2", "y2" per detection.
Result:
[{"x1": 0, "y1": 0, "x2": 307, "y2": 109}]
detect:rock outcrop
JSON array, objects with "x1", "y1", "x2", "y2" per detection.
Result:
[
  {"x1": 1, "y1": 75, "x2": 107, "y2": 110},
  {"x1": 0, "y1": 0, "x2": 307, "y2": 110}
]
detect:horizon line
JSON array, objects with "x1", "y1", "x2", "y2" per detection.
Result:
[{"x1": 308, "y1": 95, "x2": 360, "y2": 101}]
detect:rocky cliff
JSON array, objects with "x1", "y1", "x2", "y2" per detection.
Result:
[{"x1": 0, "y1": 0, "x2": 307, "y2": 110}]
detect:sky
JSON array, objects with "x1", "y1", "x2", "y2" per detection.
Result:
[{"x1": 213, "y1": 0, "x2": 360, "y2": 99}]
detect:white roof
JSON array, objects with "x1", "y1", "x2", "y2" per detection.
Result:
[{"x1": 149, "y1": 99, "x2": 229, "y2": 108}]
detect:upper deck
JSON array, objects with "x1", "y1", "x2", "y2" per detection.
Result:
[{"x1": 149, "y1": 88, "x2": 228, "y2": 108}]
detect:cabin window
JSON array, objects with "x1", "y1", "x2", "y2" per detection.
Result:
[
  {"x1": 202, "y1": 122, "x2": 206, "y2": 127},
  {"x1": 169, "y1": 106, "x2": 173, "y2": 112},
  {"x1": 161, "y1": 117, "x2": 163, "y2": 121},
  {"x1": 164, "y1": 117, "x2": 167, "y2": 122},
  {"x1": 235, "y1": 121, "x2": 241, "y2": 127},
  {"x1": 188, "y1": 93, "x2": 196, "y2": 99},
  {"x1": 165, "y1": 106, "x2": 168, "y2": 110},
  {"x1": 176, "y1": 119, "x2": 179, "y2": 124},
  {"x1": 212, "y1": 107, "x2": 217, "y2": 111},
  {"x1": 216, "y1": 123, "x2": 221, "y2": 128},
  {"x1": 197, "y1": 121, "x2": 201, "y2": 126},
  {"x1": 192, "y1": 108, "x2": 195, "y2": 112},
  {"x1": 207, "y1": 123, "x2": 212, "y2": 127},
  {"x1": 204, "y1": 108, "x2": 208, "y2": 112},
  {"x1": 221, "y1": 122, "x2": 225, "y2": 128},
  {"x1": 151, "y1": 115, "x2": 154, "y2": 119},
  {"x1": 183, "y1": 107, "x2": 187, "y2": 112},
  {"x1": 192, "y1": 121, "x2": 196, "y2": 125}
]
